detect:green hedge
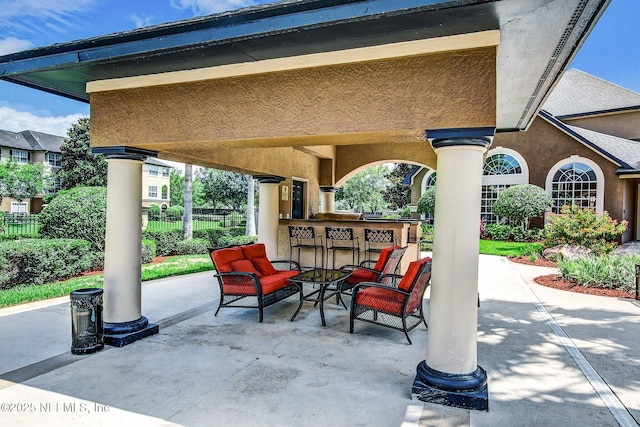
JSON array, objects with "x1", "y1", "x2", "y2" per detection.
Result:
[
  {"x1": 175, "y1": 238, "x2": 210, "y2": 255},
  {"x1": 0, "y1": 239, "x2": 92, "y2": 289},
  {"x1": 143, "y1": 226, "x2": 250, "y2": 255},
  {"x1": 142, "y1": 240, "x2": 157, "y2": 263},
  {"x1": 141, "y1": 229, "x2": 183, "y2": 256}
]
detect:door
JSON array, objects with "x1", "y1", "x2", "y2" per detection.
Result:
[{"x1": 292, "y1": 180, "x2": 305, "y2": 219}]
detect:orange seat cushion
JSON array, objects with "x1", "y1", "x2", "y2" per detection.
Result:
[
  {"x1": 355, "y1": 287, "x2": 404, "y2": 315},
  {"x1": 344, "y1": 268, "x2": 378, "y2": 285}
]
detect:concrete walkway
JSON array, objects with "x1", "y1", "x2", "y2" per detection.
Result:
[{"x1": 0, "y1": 255, "x2": 638, "y2": 426}]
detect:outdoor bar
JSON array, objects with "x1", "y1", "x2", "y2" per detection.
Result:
[{"x1": 277, "y1": 217, "x2": 421, "y2": 272}]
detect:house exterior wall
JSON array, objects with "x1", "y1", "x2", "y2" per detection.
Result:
[
  {"x1": 141, "y1": 163, "x2": 171, "y2": 208},
  {"x1": 564, "y1": 110, "x2": 640, "y2": 141}
]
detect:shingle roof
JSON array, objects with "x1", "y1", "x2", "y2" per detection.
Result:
[
  {"x1": 20, "y1": 130, "x2": 64, "y2": 153},
  {"x1": 543, "y1": 69, "x2": 640, "y2": 118},
  {"x1": 0, "y1": 130, "x2": 34, "y2": 151},
  {"x1": 539, "y1": 110, "x2": 640, "y2": 173},
  {"x1": 145, "y1": 157, "x2": 174, "y2": 168}
]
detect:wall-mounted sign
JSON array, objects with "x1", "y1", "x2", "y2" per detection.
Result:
[{"x1": 281, "y1": 185, "x2": 289, "y2": 201}]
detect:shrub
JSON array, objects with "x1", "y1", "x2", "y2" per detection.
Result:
[
  {"x1": 558, "y1": 254, "x2": 639, "y2": 292},
  {"x1": 175, "y1": 238, "x2": 210, "y2": 255},
  {"x1": 165, "y1": 205, "x2": 184, "y2": 217},
  {"x1": 545, "y1": 205, "x2": 627, "y2": 255},
  {"x1": 493, "y1": 184, "x2": 552, "y2": 229},
  {"x1": 484, "y1": 223, "x2": 513, "y2": 241},
  {"x1": 148, "y1": 204, "x2": 161, "y2": 221},
  {"x1": 141, "y1": 229, "x2": 183, "y2": 256},
  {"x1": 218, "y1": 234, "x2": 258, "y2": 247},
  {"x1": 194, "y1": 229, "x2": 230, "y2": 248},
  {"x1": 417, "y1": 187, "x2": 436, "y2": 216},
  {"x1": 87, "y1": 251, "x2": 105, "y2": 271},
  {"x1": 0, "y1": 239, "x2": 91, "y2": 289},
  {"x1": 142, "y1": 240, "x2": 157, "y2": 263},
  {"x1": 39, "y1": 186, "x2": 107, "y2": 251}
]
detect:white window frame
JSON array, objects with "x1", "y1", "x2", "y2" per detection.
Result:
[
  {"x1": 149, "y1": 165, "x2": 158, "y2": 176},
  {"x1": 148, "y1": 185, "x2": 158, "y2": 198},
  {"x1": 47, "y1": 153, "x2": 61, "y2": 167},
  {"x1": 11, "y1": 149, "x2": 29, "y2": 164},
  {"x1": 162, "y1": 167, "x2": 170, "y2": 177},
  {"x1": 545, "y1": 155, "x2": 604, "y2": 214},
  {"x1": 10, "y1": 202, "x2": 28, "y2": 214},
  {"x1": 481, "y1": 147, "x2": 529, "y2": 223}
]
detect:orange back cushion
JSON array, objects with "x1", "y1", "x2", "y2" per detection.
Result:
[{"x1": 211, "y1": 247, "x2": 245, "y2": 273}]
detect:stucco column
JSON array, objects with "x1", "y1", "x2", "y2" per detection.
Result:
[
  {"x1": 412, "y1": 128, "x2": 494, "y2": 411},
  {"x1": 255, "y1": 176, "x2": 285, "y2": 259},
  {"x1": 320, "y1": 187, "x2": 336, "y2": 214},
  {"x1": 95, "y1": 147, "x2": 159, "y2": 347}
]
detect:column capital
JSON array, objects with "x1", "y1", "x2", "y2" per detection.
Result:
[
  {"x1": 320, "y1": 186, "x2": 337, "y2": 193},
  {"x1": 254, "y1": 175, "x2": 285, "y2": 184},
  {"x1": 427, "y1": 127, "x2": 495, "y2": 150},
  {"x1": 92, "y1": 146, "x2": 158, "y2": 161}
]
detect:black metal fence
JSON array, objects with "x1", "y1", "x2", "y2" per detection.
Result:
[
  {"x1": 1, "y1": 213, "x2": 41, "y2": 235},
  {"x1": 146, "y1": 208, "x2": 256, "y2": 231}
]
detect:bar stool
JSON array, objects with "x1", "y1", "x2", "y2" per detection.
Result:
[
  {"x1": 325, "y1": 227, "x2": 360, "y2": 270},
  {"x1": 288, "y1": 226, "x2": 324, "y2": 269},
  {"x1": 363, "y1": 228, "x2": 395, "y2": 265}
]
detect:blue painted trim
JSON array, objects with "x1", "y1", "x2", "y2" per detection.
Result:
[
  {"x1": 320, "y1": 186, "x2": 337, "y2": 193},
  {"x1": 555, "y1": 105, "x2": 640, "y2": 120},
  {"x1": 427, "y1": 127, "x2": 495, "y2": 140},
  {"x1": 92, "y1": 146, "x2": 158, "y2": 161},
  {"x1": 402, "y1": 165, "x2": 421, "y2": 185},
  {"x1": 254, "y1": 175, "x2": 286, "y2": 184},
  {"x1": 104, "y1": 316, "x2": 150, "y2": 335},
  {"x1": 412, "y1": 360, "x2": 489, "y2": 411},
  {"x1": 428, "y1": 127, "x2": 494, "y2": 149}
]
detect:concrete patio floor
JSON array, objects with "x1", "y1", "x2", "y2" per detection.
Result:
[{"x1": 0, "y1": 255, "x2": 638, "y2": 426}]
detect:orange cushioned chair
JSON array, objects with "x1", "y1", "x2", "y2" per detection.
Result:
[
  {"x1": 210, "y1": 244, "x2": 302, "y2": 323},
  {"x1": 340, "y1": 246, "x2": 407, "y2": 294},
  {"x1": 349, "y1": 257, "x2": 432, "y2": 344}
]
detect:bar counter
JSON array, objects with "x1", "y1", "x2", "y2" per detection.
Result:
[{"x1": 276, "y1": 217, "x2": 421, "y2": 273}]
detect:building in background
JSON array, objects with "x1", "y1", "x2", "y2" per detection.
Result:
[{"x1": 0, "y1": 129, "x2": 173, "y2": 213}]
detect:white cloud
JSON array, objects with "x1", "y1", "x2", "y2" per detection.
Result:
[
  {"x1": 0, "y1": 0, "x2": 96, "y2": 34},
  {"x1": 0, "y1": 106, "x2": 84, "y2": 137},
  {"x1": 170, "y1": 0, "x2": 260, "y2": 15},
  {"x1": 0, "y1": 37, "x2": 34, "y2": 55},
  {"x1": 128, "y1": 13, "x2": 155, "y2": 28}
]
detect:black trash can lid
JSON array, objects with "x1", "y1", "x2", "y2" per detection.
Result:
[{"x1": 70, "y1": 288, "x2": 103, "y2": 296}]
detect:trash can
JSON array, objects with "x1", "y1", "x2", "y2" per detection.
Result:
[{"x1": 70, "y1": 288, "x2": 104, "y2": 354}]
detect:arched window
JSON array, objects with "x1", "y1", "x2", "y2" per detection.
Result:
[
  {"x1": 546, "y1": 157, "x2": 604, "y2": 214},
  {"x1": 481, "y1": 148, "x2": 528, "y2": 223},
  {"x1": 420, "y1": 170, "x2": 436, "y2": 225},
  {"x1": 161, "y1": 185, "x2": 168, "y2": 200}
]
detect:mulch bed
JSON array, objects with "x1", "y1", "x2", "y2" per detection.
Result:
[{"x1": 510, "y1": 256, "x2": 636, "y2": 299}]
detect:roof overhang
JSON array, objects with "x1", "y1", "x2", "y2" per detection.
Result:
[{"x1": 0, "y1": 0, "x2": 611, "y2": 132}]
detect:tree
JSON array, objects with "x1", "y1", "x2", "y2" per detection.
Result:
[
  {"x1": 416, "y1": 186, "x2": 437, "y2": 216},
  {"x1": 183, "y1": 164, "x2": 193, "y2": 240},
  {"x1": 39, "y1": 186, "x2": 107, "y2": 251},
  {"x1": 170, "y1": 169, "x2": 184, "y2": 206},
  {"x1": 382, "y1": 163, "x2": 413, "y2": 210},
  {"x1": 196, "y1": 168, "x2": 248, "y2": 210},
  {"x1": 493, "y1": 184, "x2": 552, "y2": 229},
  {"x1": 0, "y1": 159, "x2": 48, "y2": 203},
  {"x1": 245, "y1": 176, "x2": 256, "y2": 236},
  {"x1": 58, "y1": 117, "x2": 108, "y2": 190},
  {"x1": 335, "y1": 165, "x2": 391, "y2": 212}
]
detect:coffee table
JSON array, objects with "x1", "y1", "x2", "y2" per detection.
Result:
[{"x1": 288, "y1": 268, "x2": 352, "y2": 326}]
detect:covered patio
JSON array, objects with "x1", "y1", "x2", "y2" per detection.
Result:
[
  {"x1": 0, "y1": 256, "x2": 638, "y2": 426},
  {"x1": 0, "y1": 0, "x2": 613, "y2": 412}
]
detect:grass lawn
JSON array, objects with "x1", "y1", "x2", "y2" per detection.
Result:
[
  {"x1": 479, "y1": 239, "x2": 542, "y2": 257},
  {"x1": 0, "y1": 254, "x2": 214, "y2": 309}
]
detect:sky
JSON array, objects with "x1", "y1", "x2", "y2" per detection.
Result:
[{"x1": 0, "y1": 0, "x2": 638, "y2": 138}]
